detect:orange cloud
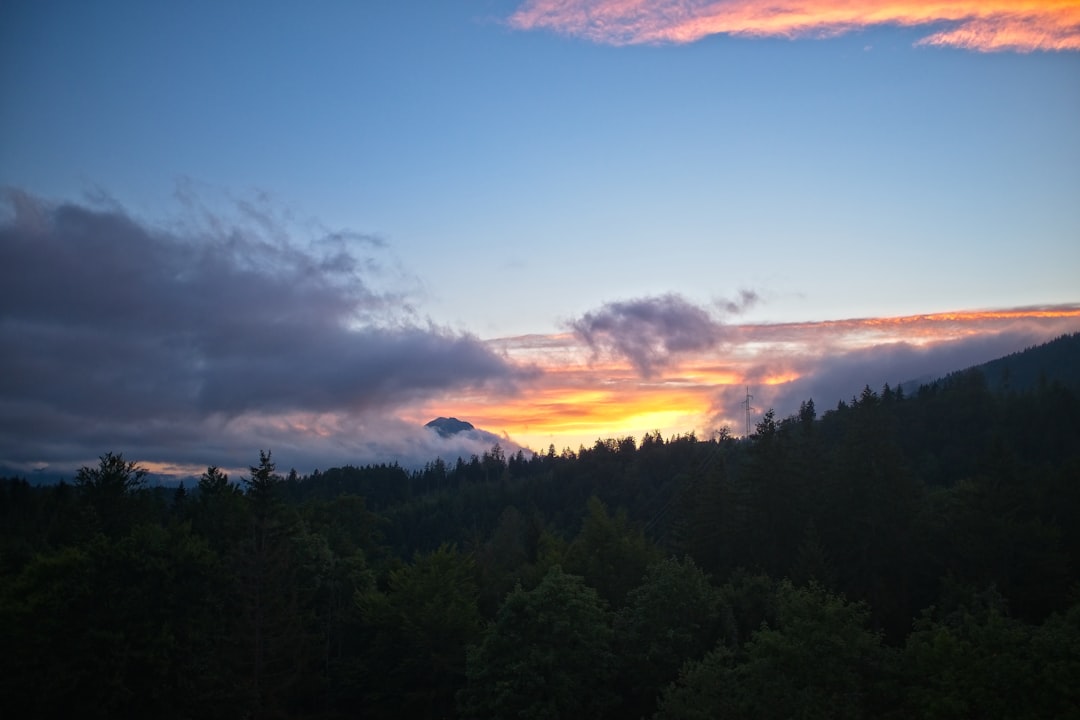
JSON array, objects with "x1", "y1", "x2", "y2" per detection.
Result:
[
  {"x1": 509, "y1": 0, "x2": 1080, "y2": 52},
  {"x1": 743, "y1": 306, "x2": 1080, "y2": 345},
  {"x1": 418, "y1": 304, "x2": 1080, "y2": 452}
]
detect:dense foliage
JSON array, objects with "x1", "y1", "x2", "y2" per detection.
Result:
[{"x1": 2, "y1": 335, "x2": 1079, "y2": 718}]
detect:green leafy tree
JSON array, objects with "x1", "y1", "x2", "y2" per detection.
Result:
[
  {"x1": 901, "y1": 592, "x2": 1080, "y2": 719},
  {"x1": 657, "y1": 581, "x2": 892, "y2": 720},
  {"x1": 0, "y1": 523, "x2": 237, "y2": 719},
  {"x1": 460, "y1": 565, "x2": 617, "y2": 720},
  {"x1": 614, "y1": 556, "x2": 729, "y2": 719},
  {"x1": 652, "y1": 644, "x2": 741, "y2": 720},
  {"x1": 924, "y1": 443, "x2": 1071, "y2": 621},
  {"x1": 563, "y1": 496, "x2": 661, "y2": 608},
  {"x1": 356, "y1": 543, "x2": 482, "y2": 718},
  {"x1": 718, "y1": 569, "x2": 778, "y2": 646}
]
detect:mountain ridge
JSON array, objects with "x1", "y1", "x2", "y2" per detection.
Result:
[{"x1": 425, "y1": 417, "x2": 477, "y2": 437}]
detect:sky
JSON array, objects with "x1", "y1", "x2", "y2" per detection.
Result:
[{"x1": 2, "y1": 1, "x2": 1079, "y2": 479}]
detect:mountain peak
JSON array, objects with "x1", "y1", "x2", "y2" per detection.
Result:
[{"x1": 425, "y1": 417, "x2": 476, "y2": 438}]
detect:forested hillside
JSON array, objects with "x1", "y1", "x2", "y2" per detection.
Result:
[
  {"x1": 961, "y1": 331, "x2": 1080, "y2": 394},
  {"x1": 2, "y1": 336, "x2": 1079, "y2": 719}
]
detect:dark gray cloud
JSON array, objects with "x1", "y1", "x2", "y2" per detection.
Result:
[
  {"x1": 0, "y1": 190, "x2": 528, "y2": 474},
  {"x1": 718, "y1": 289, "x2": 760, "y2": 315},
  {"x1": 569, "y1": 293, "x2": 731, "y2": 377}
]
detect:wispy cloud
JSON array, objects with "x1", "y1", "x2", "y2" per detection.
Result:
[
  {"x1": 718, "y1": 289, "x2": 760, "y2": 316},
  {"x1": 466, "y1": 300, "x2": 1080, "y2": 451},
  {"x1": 508, "y1": 0, "x2": 1080, "y2": 52}
]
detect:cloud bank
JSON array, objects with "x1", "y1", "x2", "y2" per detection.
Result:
[
  {"x1": 4, "y1": 191, "x2": 1077, "y2": 475},
  {"x1": 0, "y1": 190, "x2": 528, "y2": 476},
  {"x1": 476, "y1": 298, "x2": 1080, "y2": 450},
  {"x1": 509, "y1": 0, "x2": 1080, "y2": 52},
  {"x1": 758, "y1": 329, "x2": 1065, "y2": 416}
]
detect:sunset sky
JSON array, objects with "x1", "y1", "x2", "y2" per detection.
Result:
[{"x1": 2, "y1": 1, "x2": 1078, "y2": 478}]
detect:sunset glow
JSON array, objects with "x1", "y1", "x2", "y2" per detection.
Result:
[
  {"x1": 3, "y1": 3, "x2": 1077, "y2": 476},
  {"x1": 509, "y1": 0, "x2": 1080, "y2": 52},
  {"x1": 421, "y1": 305, "x2": 1080, "y2": 453}
]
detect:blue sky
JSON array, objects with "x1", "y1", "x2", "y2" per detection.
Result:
[
  {"x1": 5, "y1": 1, "x2": 1078, "y2": 334},
  {"x1": 2, "y1": 1, "x2": 1079, "y2": 475}
]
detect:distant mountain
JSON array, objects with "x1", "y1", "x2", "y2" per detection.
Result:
[
  {"x1": 425, "y1": 417, "x2": 477, "y2": 437},
  {"x1": 423, "y1": 416, "x2": 528, "y2": 460},
  {"x1": 970, "y1": 332, "x2": 1080, "y2": 394},
  {"x1": 933, "y1": 332, "x2": 1080, "y2": 395}
]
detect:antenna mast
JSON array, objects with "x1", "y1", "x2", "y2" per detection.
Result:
[{"x1": 742, "y1": 386, "x2": 755, "y2": 438}]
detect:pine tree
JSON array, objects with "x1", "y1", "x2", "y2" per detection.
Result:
[{"x1": 235, "y1": 451, "x2": 307, "y2": 718}]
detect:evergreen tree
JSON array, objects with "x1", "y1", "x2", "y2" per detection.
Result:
[
  {"x1": 74, "y1": 451, "x2": 148, "y2": 537},
  {"x1": 235, "y1": 450, "x2": 308, "y2": 719}
]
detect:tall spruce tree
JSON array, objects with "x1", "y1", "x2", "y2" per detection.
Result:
[{"x1": 235, "y1": 451, "x2": 307, "y2": 719}]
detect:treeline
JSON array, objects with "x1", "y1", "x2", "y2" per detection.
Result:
[{"x1": 2, "y1": 357, "x2": 1079, "y2": 718}]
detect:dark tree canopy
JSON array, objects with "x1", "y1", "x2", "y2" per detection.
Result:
[{"x1": 1, "y1": 335, "x2": 1078, "y2": 718}]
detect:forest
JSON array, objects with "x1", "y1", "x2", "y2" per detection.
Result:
[{"x1": 2, "y1": 333, "x2": 1079, "y2": 719}]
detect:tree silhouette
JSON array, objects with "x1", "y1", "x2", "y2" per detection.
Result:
[{"x1": 74, "y1": 452, "x2": 148, "y2": 536}]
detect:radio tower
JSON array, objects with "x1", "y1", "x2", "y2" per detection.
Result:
[{"x1": 742, "y1": 386, "x2": 755, "y2": 438}]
